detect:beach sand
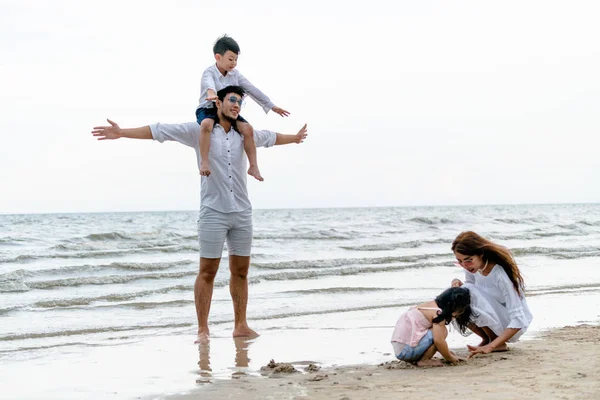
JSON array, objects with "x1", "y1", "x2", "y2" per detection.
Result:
[{"x1": 166, "y1": 324, "x2": 599, "y2": 400}]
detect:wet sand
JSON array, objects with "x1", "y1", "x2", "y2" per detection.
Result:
[{"x1": 165, "y1": 324, "x2": 600, "y2": 400}]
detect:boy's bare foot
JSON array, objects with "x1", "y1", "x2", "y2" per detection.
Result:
[
  {"x1": 247, "y1": 165, "x2": 264, "y2": 181},
  {"x1": 416, "y1": 359, "x2": 444, "y2": 367},
  {"x1": 233, "y1": 326, "x2": 259, "y2": 338}
]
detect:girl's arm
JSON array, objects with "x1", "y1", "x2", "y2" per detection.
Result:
[{"x1": 432, "y1": 323, "x2": 460, "y2": 363}]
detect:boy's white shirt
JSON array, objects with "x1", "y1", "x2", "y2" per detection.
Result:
[{"x1": 198, "y1": 64, "x2": 275, "y2": 114}]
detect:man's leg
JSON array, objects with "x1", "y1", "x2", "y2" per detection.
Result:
[
  {"x1": 229, "y1": 255, "x2": 257, "y2": 337},
  {"x1": 194, "y1": 257, "x2": 220, "y2": 343},
  {"x1": 195, "y1": 206, "x2": 228, "y2": 343},
  {"x1": 226, "y1": 208, "x2": 257, "y2": 337}
]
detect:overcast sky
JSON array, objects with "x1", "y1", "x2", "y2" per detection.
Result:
[{"x1": 1, "y1": 0, "x2": 599, "y2": 214}]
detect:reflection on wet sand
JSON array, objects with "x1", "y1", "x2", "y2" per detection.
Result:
[{"x1": 196, "y1": 337, "x2": 254, "y2": 382}]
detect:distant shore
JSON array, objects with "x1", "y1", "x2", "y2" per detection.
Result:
[{"x1": 166, "y1": 324, "x2": 600, "y2": 400}]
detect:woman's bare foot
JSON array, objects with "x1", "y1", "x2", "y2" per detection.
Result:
[
  {"x1": 247, "y1": 165, "x2": 264, "y2": 182},
  {"x1": 233, "y1": 326, "x2": 259, "y2": 338},
  {"x1": 416, "y1": 359, "x2": 444, "y2": 367}
]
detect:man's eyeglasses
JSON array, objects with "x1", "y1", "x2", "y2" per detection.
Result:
[{"x1": 227, "y1": 96, "x2": 244, "y2": 106}]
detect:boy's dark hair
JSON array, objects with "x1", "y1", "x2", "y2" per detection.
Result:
[
  {"x1": 213, "y1": 35, "x2": 240, "y2": 55},
  {"x1": 432, "y1": 287, "x2": 474, "y2": 334},
  {"x1": 217, "y1": 85, "x2": 246, "y2": 102}
]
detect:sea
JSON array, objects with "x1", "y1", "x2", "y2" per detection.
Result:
[{"x1": 1, "y1": 204, "x2": 600, "y2": 399}]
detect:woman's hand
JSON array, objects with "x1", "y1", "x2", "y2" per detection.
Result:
[{"x1": 467, "y1": 344, "x2": 494, "y2": 358}]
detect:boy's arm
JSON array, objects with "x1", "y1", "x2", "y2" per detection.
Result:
[
  {"x1": 92, "y1": 119, "x2": 152, "y2": 140},
  {"x1": 201, "y1": 69, "x2": 218, "y2": 101},
  {"x1": 236, "y1": 73, "x2": 277, "y2": 114}
]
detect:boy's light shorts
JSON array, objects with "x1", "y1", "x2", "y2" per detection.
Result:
[{"x1": 197, "y1": 206, "x2": 253, "y2": 258}]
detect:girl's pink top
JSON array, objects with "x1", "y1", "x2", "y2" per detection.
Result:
[{"x1": 390, "y1": 307, "x2": 435, "y2": 347}]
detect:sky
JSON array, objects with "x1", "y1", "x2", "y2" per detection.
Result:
[{"x1": 1, "y1": 0, "x2": 599, "y2": 214}]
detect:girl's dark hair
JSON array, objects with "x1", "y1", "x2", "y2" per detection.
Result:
[
  {"x1": 452, "y1": 231, "x2": 525, "y2": 296},
  {"x1": 433, "y1": 287, "x2": 473, "y2": 334}
]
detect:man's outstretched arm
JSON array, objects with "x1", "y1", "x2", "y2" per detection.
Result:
[
  {"x1": 274, "y1": 123, "x2": 308, "y2": 146},
  {"x1": 92, "y1": 119, "x2": 152, "y2": 140}
]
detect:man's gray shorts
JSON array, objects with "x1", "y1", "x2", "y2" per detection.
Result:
[{"x1": 197, "y1": 206, "x2": 253, "y2": 258}]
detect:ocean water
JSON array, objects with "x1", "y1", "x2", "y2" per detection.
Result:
[{"x1": 1, "y1": 204, "x2": 600, "y2": 399}]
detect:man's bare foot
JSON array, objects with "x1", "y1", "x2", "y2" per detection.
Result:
[
  {"x1": 232, "y1": 326, "x2": 259, "y2": 338},
  {"x1": 195, "y1": 331, "x2": 210, "y2": 345},
  {"x1": 416, "y1": 359, "x2": 443, "y2": 367},
  {"x1": 247, "y1": 165, "x2": 264, "y2": 182}
]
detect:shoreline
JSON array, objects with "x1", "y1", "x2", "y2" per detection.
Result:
[{"x1": 164, "y1": 324, "x2": 600, "y2": 400}]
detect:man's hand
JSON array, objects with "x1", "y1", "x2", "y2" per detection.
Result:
[
  {"x1": 451, "y1": 279, "x2": 463, "y2": 288},
  {"x1": 294, "y1": 124, "x2": 308, "y2": 144},
  {"x1": 92, "y1": 119, "x2": 122, "y2": 140},
  {"x1": 207, "y1": 89, "x2": 218, "y2": 101},
  {"x1": 272, "y1": 106, "x2": 290, "y2": 117},
  {"x1": 200, "y1": 161, "x2": 211, "y2": 177}
]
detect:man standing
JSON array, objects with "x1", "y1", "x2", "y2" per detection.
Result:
[{"x1": 92, "y1": 85, "x2": 307, "y2": 342}]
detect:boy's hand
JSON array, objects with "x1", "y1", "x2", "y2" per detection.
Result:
[
  {"x1": 294, "y1": 124, "x2": 308, "y2": 144},
  {"x1": 272, "y1": 106, "x2": 290, "y2": 117},
  {"x1": 92, "y1": 119, "x2": 122, "y2": 140},
  {"x1": 207, "y1": 89, "x2": 218, "y2": 101},
  {"x1": 451, "y1": 279, "x2": 463, "y2": 287}
]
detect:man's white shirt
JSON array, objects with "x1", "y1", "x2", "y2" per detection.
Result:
[{"x1": 150, "y1": 122, "x2": 276, "y2": 213}]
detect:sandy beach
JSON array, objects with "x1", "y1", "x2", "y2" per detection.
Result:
[{"x1": 166, "y1": 324, "x2": 600, "y2": 400}]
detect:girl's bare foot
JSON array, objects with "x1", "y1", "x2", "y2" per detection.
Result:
[
  {"x1": 247, "y1": 165, "x2": 264, "y2": 182},
  {"x1": 416, "y1": 359, "x2": 444, "y2": 367}
]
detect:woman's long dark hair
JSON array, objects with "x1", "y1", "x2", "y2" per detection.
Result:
[
  {"x1": 452, "y1": 231, "x2": 525, "y2": 296},
  {"x1": 432, "y1": 286, "x2": 474, "y2": 334}
]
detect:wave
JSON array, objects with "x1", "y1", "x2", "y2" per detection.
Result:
[
  {"x1": 0, "y1": 322, "x2": 193, "y2": 342},
  {"x1": 248, "y1": 260, "x2": 451, "y2": 284},
  {"x1": 0, "y1": 244, "x2": 199, "y2": 264},
  {"x1": 406, "y1": 217, "x2": 455, "y2": 225},
  {"x1": 512, "y1": 245, "x2": 600, "y2": 258},
  {"x1": 340, "y1": 241, "x2": 423, "y2": 251},
  {"x1": 252, "y1": 253, "x2": 448, "y2": 271},
  {"x1": 279, "y1": 286, "x2": 438, "y2": 295},
  {"x1": 31, "y1": 284, "x2": 191, "y2": 309},
  {"x1": 254, "y1": 229, "x2": 354, "y2": 241},
  {"x1": 1, "y1": 271, "x2": 197, "y2": 292},
  {"x1": 0, "y1": 260, "x2": 194, "y2": 282}
]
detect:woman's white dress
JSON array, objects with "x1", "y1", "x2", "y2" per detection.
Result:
[{"x1": 462, "y1": 265, "x2": 533, "y2": 342}]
